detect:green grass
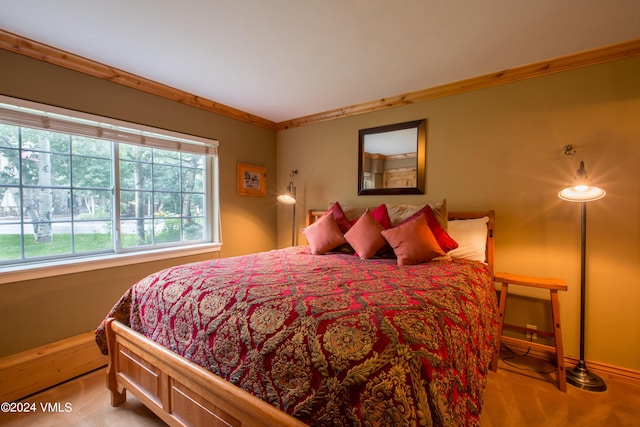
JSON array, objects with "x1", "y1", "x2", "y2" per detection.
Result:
[
  {"x1": 1, "y1": 225, "x2": 204, "y2": 261},
  {"x1": 0, "y1": 233, "x2": 113, "y2": 260}
]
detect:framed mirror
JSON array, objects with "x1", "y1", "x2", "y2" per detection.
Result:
[{"x1": 358, "y1": 119, "x2": 426, "y2": 195}]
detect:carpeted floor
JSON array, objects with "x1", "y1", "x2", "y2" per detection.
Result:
[
  {"x1": 482, "y1": 353, "x2": 640, "y2": 427},
  {"x1": 1, "y1": 354, "x2": 639, "y2": 426}
]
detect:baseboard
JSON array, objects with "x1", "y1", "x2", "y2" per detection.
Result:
[
  {"x1": 563, "y1": 355, "x2": 640, "y2": 383},
  {"x1": 0, "y1": 332, "x2": 108, "y2": 402},
  {"x1": 501, "y1": 339, "x2": 640, "y2": 384}
]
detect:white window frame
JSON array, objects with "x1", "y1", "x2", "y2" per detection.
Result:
[{"x1": 0, "y1": 95, "x2": 221, "y2": 284}]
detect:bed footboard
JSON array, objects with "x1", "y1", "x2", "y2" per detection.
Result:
[{"x1": 104, "y1": 318, "x2": 307, "y2": 427}]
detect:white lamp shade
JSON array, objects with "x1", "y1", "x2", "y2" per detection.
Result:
[
  {"x1": 558, "y1": 185, "x2": 606, "y2": 202},
  {"x1": 558, "y1": 161, "x2": 605, "y2": 202},
  {"x1": 278, "y1": 180, "x2": 296, "y2": 204},
  {"x1": 277, "y1": 193, "x2": 296, "y2": 204}
]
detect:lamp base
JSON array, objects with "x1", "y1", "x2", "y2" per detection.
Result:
[{"x1": 566, "y1": 360, "x2": 607, "y2": 392}]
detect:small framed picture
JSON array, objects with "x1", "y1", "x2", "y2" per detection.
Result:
[{"x1": 237, "y1": 163, "x2": 266, "y2": 196}]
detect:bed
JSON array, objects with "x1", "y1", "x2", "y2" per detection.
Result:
[{"x1": 96, "y1": 202, "x2": 498, "y2": 427}]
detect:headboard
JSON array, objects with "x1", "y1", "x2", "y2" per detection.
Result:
[{"x1": 306, "y1": 209, "x2": 495, "y2": 273}]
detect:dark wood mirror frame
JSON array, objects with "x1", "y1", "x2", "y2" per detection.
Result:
[{"x1": 358, "y1": 119, "x2": 427, "y2": 195}]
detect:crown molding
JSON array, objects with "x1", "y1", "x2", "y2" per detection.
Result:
[
  {"x1": 0, "y1": 29, "x2": 278, "y2": 130},
  {"x1": 276, "y1": 38, "x2": 640, "y2": 130},
  {"x1": 2, "y1": 29, "x2": 638, "y2": 132}
]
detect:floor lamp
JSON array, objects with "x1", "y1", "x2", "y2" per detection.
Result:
[
  {"x1": 558, "y1": 160, "x2": 607, "y2": 392},
  {"x1": 277, "y1": 169, "x2": 297, "y2": 246}
]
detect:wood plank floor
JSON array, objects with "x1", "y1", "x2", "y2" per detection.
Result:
[{"x1": 1, "y1": 354, "x2": 639, "y2": 426}]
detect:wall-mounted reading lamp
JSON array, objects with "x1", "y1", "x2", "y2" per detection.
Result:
[{"x1": 277, "y1": 169, "x2": 298, "y2": 246}]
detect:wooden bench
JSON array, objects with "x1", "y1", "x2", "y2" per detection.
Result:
[{"x1": 491, "y1": 272, "x2": 568, "y2": 392}]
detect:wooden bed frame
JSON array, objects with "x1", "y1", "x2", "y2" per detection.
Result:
[{"x1": 105, "y1": 209, "x2": 495, "y2": 427}]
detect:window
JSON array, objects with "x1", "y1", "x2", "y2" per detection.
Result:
[{"x1": 0, "y1": 96, "x2": 220, "y2": 269}]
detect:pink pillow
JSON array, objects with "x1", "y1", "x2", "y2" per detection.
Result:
[
  {"x1": 302, "y1": 213, "x2": 347, "y2": 254},
  {"x1": 327, "y1": 202, "x2": 353, "y2": 234},
  {"x1": 397, "y1": 205, "x2": 458, "y2": 252},
  {"x1": 382, "y1": 214, "x2": 446, "y2": 265},
  {"x1": 344, "y1": 210, "x2": 386, "y2": 259}
]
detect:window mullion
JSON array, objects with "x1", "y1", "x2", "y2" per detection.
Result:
[
  {"x1": 113, "y1": 143, "x2": 121, "y2": 252},
  {"x1": 18, "y1": 127, "x2": 26, "y2": 259},
  {"x1": 68, "y1": 133, "x2": 75, "y2": 254}
]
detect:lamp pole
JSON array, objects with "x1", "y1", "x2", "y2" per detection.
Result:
[
  {"x1": 277, "y1": 170, "x2": 298, "y2": 247},
  {"x1": 565, "y1": 201, "x2": 606, "y2": 391},
  {"x1": 290, "y1": 185, "x2": 296, "y2": 246},
  {"x1": 558, "y1": 160, "x2": 606, "y2": 391}
]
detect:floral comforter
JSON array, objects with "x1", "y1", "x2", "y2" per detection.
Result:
[{"x1": 96, "y1": 246, "x2": 498, "y2": 427}]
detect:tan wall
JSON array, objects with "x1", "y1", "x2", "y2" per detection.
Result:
[
  {"x1": 277, "y1": 56, "x2": 640, "y2": 371},
  {"x1": 0, "y1": 50, "x2": 277, "y2": 356}
]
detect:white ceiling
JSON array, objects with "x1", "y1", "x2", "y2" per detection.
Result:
[{"x1": 2, "y1": 1, "x2": 639, "y2": 123}]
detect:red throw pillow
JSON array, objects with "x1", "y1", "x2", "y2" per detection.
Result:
[
  {"x1": 397, "y1": 205, "x2": 458, "y2": 252},
  {"x1": 381, "y1": 214, "x2": 446, "y2": 265},
  {"x1": 302, "y1": 213, "x2": 347, "y2": 254},
  {"x1": 350, "y1": 203, "x2": 392, "y2": 230},
  {"x1": 370, "y1": 203, "x2": 392, "y2": 229},
  {"x1": 326, "y1": 202, "x2": 352, "y2": 234},
  {"x1": 344, "y1": 210, "x2": 387, "y2": 259}
]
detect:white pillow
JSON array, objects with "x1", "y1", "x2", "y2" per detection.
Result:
[{"x1": 446, "y1": 216, "x2": 489, "y2": 263}]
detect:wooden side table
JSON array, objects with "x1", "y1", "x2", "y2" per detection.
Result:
[{"x1": 491, "y1": 272, "x2": 568, "y2": 392}]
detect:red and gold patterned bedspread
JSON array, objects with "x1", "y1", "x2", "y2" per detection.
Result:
[{"x1": 96, "y1": 246, "x2": 498, "y2": 427}]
